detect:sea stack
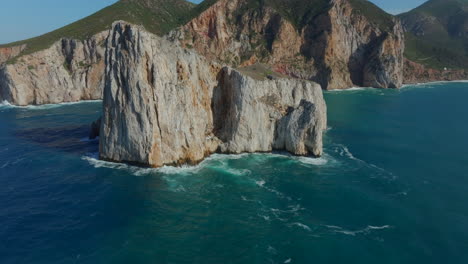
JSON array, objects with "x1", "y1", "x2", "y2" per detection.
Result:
[{"x1": 99, "y1": 22, "x2": 327, "y2": 167}]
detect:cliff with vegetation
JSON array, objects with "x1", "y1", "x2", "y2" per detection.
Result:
[
  {"x1": 399, "y1": 0, "x2": 468, "y2": 81},
  {"x1": 176, "y1": 0, "x2": 405, "y2": 89}
]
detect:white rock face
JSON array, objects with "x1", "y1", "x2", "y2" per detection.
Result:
[
  {"x1": 0, "y1": 32, "x2": 106, "y2": 105},
  {"x1": 213, "y1": 67, "x2": 326, "y2": 156},
  {"x1": 100, "y1": 22, "x2": 221, "y2": 167},
  {"x1": 100, "y1": 22, "x2": 327, "y2": 167}
]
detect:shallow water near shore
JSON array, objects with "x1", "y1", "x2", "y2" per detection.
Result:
[{"x1": 1, "y1": 82, "x2": 468, "y2": 263}]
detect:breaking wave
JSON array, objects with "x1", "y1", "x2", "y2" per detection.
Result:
[{"x1": 326, "y1": 87, "x2": 367, "y2": 93}]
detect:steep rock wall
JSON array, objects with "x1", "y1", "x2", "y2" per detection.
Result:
[
  {"x1": 214, "y1": 67, "x2": 326, "y2": 156},
  {"x1": 100, "y1": 22, "x2": 221, "y2": 167},
  {"x1": 0, "y1": 32, "x2": 106, "y2": 105}
]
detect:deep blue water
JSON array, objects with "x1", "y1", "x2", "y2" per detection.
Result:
[{"x1": 1, "y1": 82, "x2": 468, "y2": 264}]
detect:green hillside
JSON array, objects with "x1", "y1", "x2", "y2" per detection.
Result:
[
  {"x1": 0, "y1": 0, "x2": 194, "y2": 60},
  {"x1": 399, "y1": 0, "x2": 468, "y2": 69}
]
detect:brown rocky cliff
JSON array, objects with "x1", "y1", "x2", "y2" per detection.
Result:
[{"x1": 176, "y1": 0, "x2": 405, "y2": 89}]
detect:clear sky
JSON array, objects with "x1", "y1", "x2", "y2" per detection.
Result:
[{"x1": 0, "y1": 0, "x2": 427, "y2": 45}]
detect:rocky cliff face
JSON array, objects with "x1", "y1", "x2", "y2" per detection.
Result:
[
  {"x1": 0, "y1": 32, "x2": 106, "y2": 105},
  {"x1": 100, "y1": 22, "x2": 327, "y2": 167},
  {"x1": 100, "y1": 22, "x2": 221, "y2": 167},
  {"x1": 175, "y1": 0, "x2": 405, "y2": 89}
]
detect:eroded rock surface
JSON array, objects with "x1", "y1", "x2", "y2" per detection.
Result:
[
  {"x1": 99, "y1": 22, "x2": 327, "y2": 167},
  {"x1": 214, "y1": 67, "x2": 326, "y2": 156},
  {"x1": 0, "y1": 32, "x2": 106, "y2": 105}
]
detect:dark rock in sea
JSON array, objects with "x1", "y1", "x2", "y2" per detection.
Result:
[{"x1": 89, "y1": 117, "x2": 101, "y2": 140}]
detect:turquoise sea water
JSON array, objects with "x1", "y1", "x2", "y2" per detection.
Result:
[{"x1": 1, "y1": 82, "x2": 468, "y2": 263}]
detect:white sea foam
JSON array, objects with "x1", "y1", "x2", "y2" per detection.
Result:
[
  {"x1": 295, "y1": 156, "x2": 328, "y2": 166},
  {"x1": 326, "y1": 87, "x2": 367, "y2": 93},
  {"x1": 249, "y1": 152, "x2": 331, "y2": 167},
  {"x1": 82, "y1": 154, "x2": 131, "y2": 170},
  {"x1": 325, "y1": 224, "x2": 392, "y2": 236},
  {"x1": 0, "y1": 101, "x2": 14, "y2": 109},
  {"x1": 174, "y1": 185, "x2": 187, "y2": 192},
  {"x1": 402, "y1": 80, "x2": 468, "y2": 88},
  {"x1": 267, "y1": 246, "x2": 277, "y2": 255},
  {"x1": 82, "y1": 152, "x2": 253, "y2": 176},
  {"x1": 289, "y1": 222, "x2": 312, "y2": 231},
  {"x1": 284, "y1": 258, "x2": 292, "y2": 263},
  {"x1": 367, "y1": 225, "x2": 391, "y2": 230},
  {"x1": 255, "y1": 180, "x2": 266, "y2": 187},
  {"x1": 0, "y1": 100, "x2": 101, "y2": 110},
  {"x1": 258, "y1": 214, "x2": 271, "y2": 221},
  {"x1": 207, "y1": 153, "x2": 250, "y2": 161},
  {"x1": 333, "y1": 144, "x2": 397, "y2": 179},
  {"x1": 82, "y1": 150, "x2": 328, "y2": 178},
  {"x1": 335, "y1": 144, "x2": 360, "y2": 161}
]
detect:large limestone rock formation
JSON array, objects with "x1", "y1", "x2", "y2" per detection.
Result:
[
  {"x1": 99, "y1": 22, "x2": 327, "y2": 167},
  {"x1": 0, "y1": 32, "x2": 106, "y2": 105},
  {"x1": 100, "y1": 22, "x2": 221, "y2": 167},
  {"x1": 176, "y1": 0, "x2": 405, "y2": 89}
]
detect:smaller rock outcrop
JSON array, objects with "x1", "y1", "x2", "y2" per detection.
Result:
[{"x1": 213, "y1": 67, "x2": 326, "y2": 156}]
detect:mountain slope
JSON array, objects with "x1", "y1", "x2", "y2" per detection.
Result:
[
  {"x1": 399, "y1": 0, "x2": 468, "y2": 69},
  {"x1": 0, "y1": 0, "x2": 195, "y2": 61}
]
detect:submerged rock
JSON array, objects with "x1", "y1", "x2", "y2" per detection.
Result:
[{"x1": 99, "y1": 22, "x2": 327, "y2": 167}]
